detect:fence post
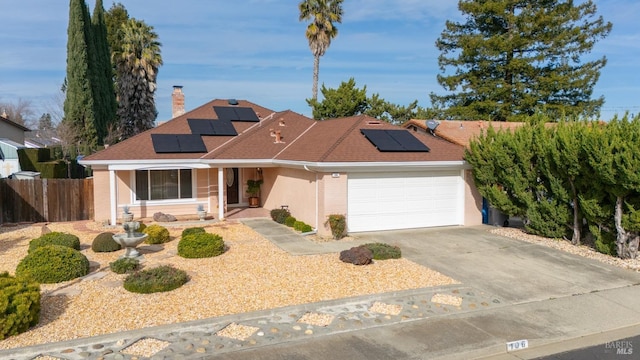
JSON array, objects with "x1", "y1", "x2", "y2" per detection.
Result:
[{"x1": 42, "y1": 178, "x2": 49, "y2": 222}]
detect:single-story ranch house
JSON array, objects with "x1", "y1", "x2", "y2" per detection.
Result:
[{"x1": 80, "y1": 91, "x2": 483, "y2": 235}]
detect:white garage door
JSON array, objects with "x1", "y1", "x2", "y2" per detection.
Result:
[{"x1": 347, "y1": 171, "x2": 464, "y2": 232}]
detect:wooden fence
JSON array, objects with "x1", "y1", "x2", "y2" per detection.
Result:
[{"x1": 0, "y1": 178, "x2": 94, "y2": 224}]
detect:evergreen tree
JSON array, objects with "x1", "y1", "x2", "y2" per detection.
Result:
[
  {"x1": 113, "y1": 18, "x2": 162, "y2": 139},
  {"x1": 431, "y1": 0, "x2": 612, "y2": 121},
  {"x1": 91, "y1": 0, "x2": 117, "y2": 144},
  {"x1": 307, "y1": 78, "x2": 367, "y2": 120},
  {"x1": 63, "y1": 0, "x2": 98, "y2": 150}
]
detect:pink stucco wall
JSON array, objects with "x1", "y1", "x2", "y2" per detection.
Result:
[
  {"x1": 463, "y1": 169, "x2": 483, "y2": 225},
  {"x1": 317, "y1": 172, "x2": 347, "y2": 235},
  {"x1": 262, "y1": 167, "x2": 317, "y2": 229}
]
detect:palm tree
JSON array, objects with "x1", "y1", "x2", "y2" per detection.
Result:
[
  {"x1": 113, "y1": 18, "x2": 162, "y2": 140},
  {"x1": 298, "y1": 0, "x2": 344, "y2": 101}
]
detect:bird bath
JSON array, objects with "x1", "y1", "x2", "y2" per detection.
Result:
[{"x1": 112, "y1": 221, "x2": 148, "y2": 258}]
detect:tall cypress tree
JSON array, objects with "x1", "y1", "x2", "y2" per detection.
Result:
[
  {"x1": 92, "y1": 0, "x2": 117, "y2": 144},
  {"x1": 431, "y1": 0, "x2": 612, "y2": 121},
  {"x1": 63, "y1": 0, "x2": 98, "y2": 151}
]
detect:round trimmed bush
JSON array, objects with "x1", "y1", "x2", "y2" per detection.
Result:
[
  {"x1": 143, "y1": 224, "x2": 170, "y2": 244},
  {"x1": 0, "y1": 272, "x2": 41, "y2": 340},
  {"x1": 181, "y1": 227, "x2": 206, "y2": 238},
  {"x1": 109, "y1": 257, "x2": 140, "y2": 274},
  {"x1": 270, "y1": 208, "x2": 291, "y2": 224},
  {"x1": 91, "y1": 232, "x2": 120, "y2": 252},
  {"x1": 16, "y1": 245, "x2": 90, "y2": 284},
  {"x1": 362, "y1": 243, "x2": 401, "y2": 260},
  {"x1": 123, "y1": 265, "x2": 189, "y2": 294},
  {"x1": 293, "y1": 221, "x2": 313, "y2": 233},
  {"x1": 28, "y1": 232, "x2": 80, "y2": 253},
  {"x1": 178, "y1": 233, "x2": 225, "y2": 258},
  {"x1": 284, "y1": 216, "x2": 297, "y2": 227},
  {"x1": 137, "y1": 222, "x2": 147, "y2": 233}
]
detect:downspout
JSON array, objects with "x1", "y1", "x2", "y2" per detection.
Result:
[
  {"x1": 218, "y1": 167, "x2": 225, "y2": 220},
  {"x1": 303, "y1": 165, "x2": 319, "y2": 233},
  {"x1": 110, "y1": 170, "x2": 117, "y2": 225}
]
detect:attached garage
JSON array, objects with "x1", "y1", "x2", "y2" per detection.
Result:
[{"x1": 347, "y1": 170, "x2": 465, "y2": 232}]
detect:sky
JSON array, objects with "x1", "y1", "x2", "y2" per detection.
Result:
[{"x1": 1, "y1": 0, "x2": 639, "y2": 125}]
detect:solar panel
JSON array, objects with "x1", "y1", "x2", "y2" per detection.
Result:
[
  {"x1": 211, "y1": 119, "x2": 238, "y2": 136},
  {"x1": 234, "y1": 107, "x2": 260, "y2": 122},
  {"x1": 188, "y1": 119, "x2": 215, "y2": 135},
  {"x1": 151, "y1": 134, "x2": 207, "y2": 153},
  {"x1": 386, "y1": 130, "x2": 430, "y2": 152},
  {"x1": 176, "y1": 134, "x2": 207, "y2": 153},
  {"x1": 360, "y1": 129, "x2": 430, "y2": 152},
  {"x1": 213, "y1": 106, "x2": 237, "y2": 121},
  {"x1": 213, "y1": 106, "x2": 260, "y2": 122},
  {"x1": 152, "y1": 134, "x2": 181, "y2": 153}
]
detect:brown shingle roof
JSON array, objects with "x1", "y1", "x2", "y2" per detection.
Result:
[
  {"x1": 84, "y1": 101, "x2": 466, "y2": 164},
  {"x1": 403, "y1": 119, "x2": 545, "y2": 148}
]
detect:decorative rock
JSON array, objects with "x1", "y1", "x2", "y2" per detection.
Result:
[
  {"x1": 153, "y1": 212, "x2": 177, "y2": 222},
  {"x1": 304, "y1": 329, "x2": 313, "y2": 335},
  {"x1": 339, "y1": 246, "x2": 373, "y2": 265}
]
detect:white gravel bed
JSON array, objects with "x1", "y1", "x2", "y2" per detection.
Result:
[
  {"x1": 369, "y1": 301, "x2": 403, "y2": 316},
  {"x1": 0, "y1": 221, "x2": 457, "y2": 350},
  {"x1": 491, "y1": 227, "x2": 640, "y2": 272}
]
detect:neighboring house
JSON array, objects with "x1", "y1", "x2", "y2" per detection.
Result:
[
  {"x1": 0, "y1": 115, "x2": 30, "y2": 178},
  {"x1": 403, "y1": 119, "x2": 533, "y2": 148},
  {"x1": 24, "y1": 130, "x2": 62, "y2": 149},
  {"x1": 0, "y1": 114, "x2": 30, "y2": 145},
  {"x1": 81, "y1": 94, "x2": 483, "y2": 235}
]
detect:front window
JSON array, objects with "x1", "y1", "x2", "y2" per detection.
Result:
[{"x1": 135, "y1": 169, "x2": 192, "y2": 201}]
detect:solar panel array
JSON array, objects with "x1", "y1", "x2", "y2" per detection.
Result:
[
  {"x1": 188, "y1": 119, "x2": 238, "y2": 136},
  {"x1": 213, "y1": 106, "x2": 260, "y2": 122},
  {"x1": 361, "y1": 129, "x2": 430, "y2": 152},
  {"x1": 151, "y1": 134, "x2": 207, "y2": 153}
]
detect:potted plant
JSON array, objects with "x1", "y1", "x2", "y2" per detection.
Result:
[
  {"x1": 122, "y1": 205, "x2": 133, "y2": 222},
  {"x1": 197, "y1": 204, "x2": 207, "y2": 221},
  {"x1": 246, "y1": 179, "x2": 263, "y2": 208}
]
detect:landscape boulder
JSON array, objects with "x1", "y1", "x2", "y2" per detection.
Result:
[
  {"x1": 153, "y1": 212, "x2": 177, "y2": 222},
  {"x1": 339, "y1": 246, "x2": 373, "y2": 265}
]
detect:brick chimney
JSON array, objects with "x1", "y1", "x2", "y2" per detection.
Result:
[{"x1": 172, "y1": 85, "x2": 185, "y2": 118}]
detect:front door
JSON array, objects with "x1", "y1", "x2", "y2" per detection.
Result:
[{"x1": 226, "y1": 168, "x2": 239, "y2": 204}]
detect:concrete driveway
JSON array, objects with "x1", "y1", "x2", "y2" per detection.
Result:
[{"x1": 355, "y1": 225, "x2": 640, "y2": 304}]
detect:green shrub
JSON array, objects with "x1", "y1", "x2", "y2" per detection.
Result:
[
  {"x1": 28, "y1": 232, "x2": 80, "y2": 253},
  {"x1": 293, "y1": 221, "x2": 313, "y2": 233},
  {"x1": 123, "y1": 265, "x2": 189, "y2": 294},
  {"x1": 181, "y1": 227, "x2": 206, "y2": 238},
  {"x1": 362, "y1": 243, "x2": 401, "y2": 260},
  {"x1": 109, "y1": 257, "x2": 140, "y2": 274},
  {"x1": 91, "y1": 232, "x2": 120, "y2": 252},
  {"x1": 16, "y1": 245, "x2": 90, "y2": 284},
  {"x1": 270, "y1": 208, "x2": 291, "y2": 224},
  {"x1": 137, "y1": 222, "x2": 147, "y2": 233},
  {"x1": 143, "y1": 224, "x2": 170, "y2": 244},
  {"x1": 590, "y1": 225, "x2": 617, "y2": 256},
  {"x1": 325, "y1": 214, "x2": 347, "y2": 240},
  {"x1": 178, "y1": 233, "x2": 225, "y2": 258},
  {"x1": 0, "y1": 272, "x2": 41, "y2": 340},
  {"x1": 284, "y1": 216, "x2": 297, "y2": 227}
]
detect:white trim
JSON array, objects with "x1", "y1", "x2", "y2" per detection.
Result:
[
  {"x1": 109, "y1": 170, "x2": 117, "y2": 226},
  {"x1": 218, "y1": 167, "x2": 224, "y2": 220}
]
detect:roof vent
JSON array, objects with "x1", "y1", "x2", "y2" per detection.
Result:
[
  {"x1": 366, "y1": 120, "x2": 381, "y2": 125},
  {"x1": 228, "y1": 99, "x2": 239, "y2": 105}
]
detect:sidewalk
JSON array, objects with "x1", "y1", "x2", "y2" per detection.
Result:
[{"x1": 2, "y1": 220, "x2": 640, "y2": 360}]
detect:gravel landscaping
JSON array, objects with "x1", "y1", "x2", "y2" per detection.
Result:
[{"x1": 0, "y1": 220, "x2": 457, "y2": 350}]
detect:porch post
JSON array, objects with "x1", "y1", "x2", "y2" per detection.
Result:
[
  {"x1": 110, "y1": 170, "x2": 117, "y2": 225},
  {"x1": 218, "y1": 167, "x2": 225, "y2": 220}
]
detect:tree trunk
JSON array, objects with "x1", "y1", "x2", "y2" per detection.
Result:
[
  {"x1": 312, "y1": 54, "x2": 320, "y2": 102},
  {"x1": 614, "y1": 196, "x2": 635, "y2": 259},
  {"x1": 570, "y1": 180, "x2": 581, "y2": 245}
]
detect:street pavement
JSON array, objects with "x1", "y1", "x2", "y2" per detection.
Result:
[{"x1": 2, "y1": 220, "x2": 640, "y2": 359}]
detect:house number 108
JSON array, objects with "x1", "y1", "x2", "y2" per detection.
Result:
[{"x1": 506, "y1": 339, "x2": 529, "y2": 351}]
